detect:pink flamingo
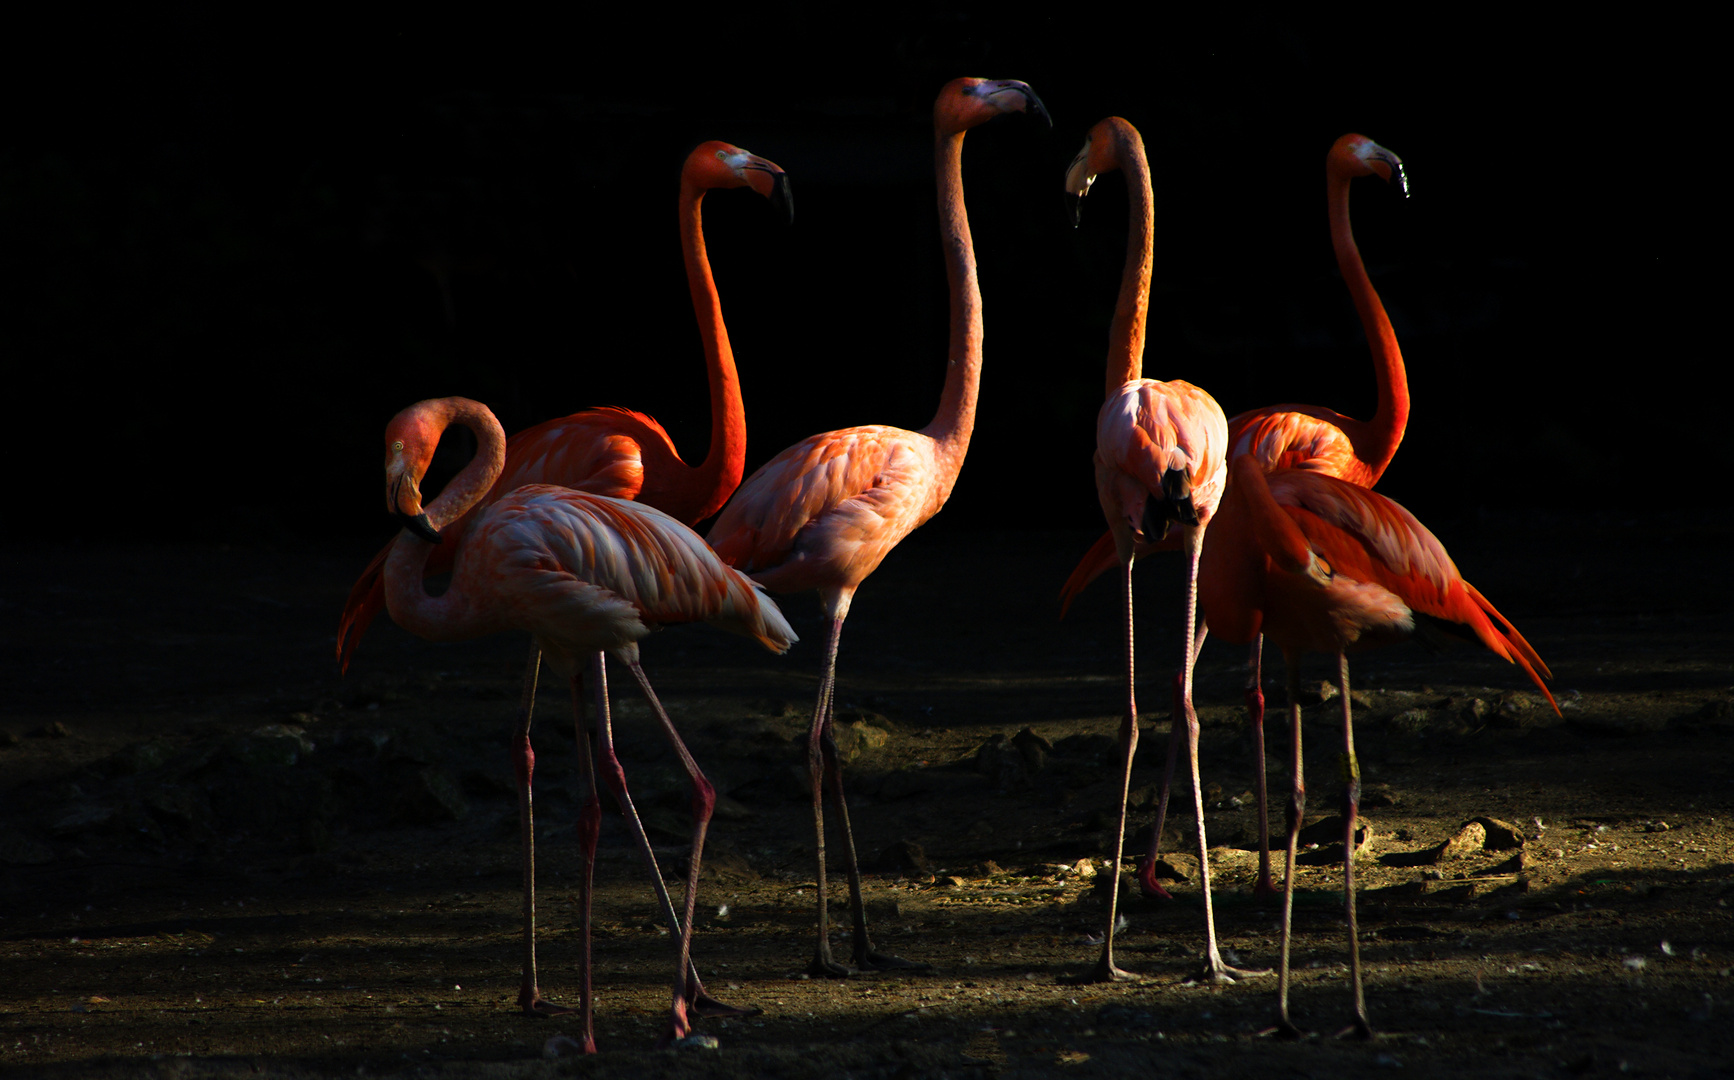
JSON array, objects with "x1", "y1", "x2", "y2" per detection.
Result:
[
  {"x1": 706, "y1": 77, "x2": 1047, "y2": 976},
  {"x1": 1200, "y1": 454, "x2": 1555, "y2": 1037},
  {"x1": 338, "y1": 142, "x2": 788, "y2": 1016},
  {"x1": 1062, "y1": 117, "x2": 1257, "y2": 983},
  {"x1": 379, "y1": 396, "x2": 796, "y2": 1050},
  {"x1": 1062, "y1": 134, "x2": 1409, "y2": 900}
]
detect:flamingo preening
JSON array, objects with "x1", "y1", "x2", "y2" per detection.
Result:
[
  {"x1": 1062, "y1": 117, "x2": 1253, "y2": 983},
  {"x1": 379, "y1": 396, "x2": 796, "y2": 1051},
  {"x1": 337, "y1": 142, "x2": 788, "y2": 1016},
  {"x1": 1199, "y1": 454, "x2": 1556, "y2": 1037},
  {"x1": 706, "y1": 77, "x2": 1048, "y2": 977},
  {"x1": 1060, "y1": 134, "x2": 1410, "y2": 900}
]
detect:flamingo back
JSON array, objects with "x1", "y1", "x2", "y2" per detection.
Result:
[{"x1": 1228, "y1": 405, "x2": 1375, "y2": 485}]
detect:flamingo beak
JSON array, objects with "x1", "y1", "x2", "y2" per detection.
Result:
[
  {"x1": 1064, "y1": 141, "x2": 1097, "y2": 227},
  {"x1": 388, "y1": 472, "x2": 442, "y2": 543},
  {"x1": 763, "y1": 168, "x2": 794, "y2": 224},
  {"x1": 398, "y1": 511, "x2": 443, "y2": 545}
]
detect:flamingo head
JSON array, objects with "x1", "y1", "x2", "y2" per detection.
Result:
[
  {"x1": 382, "y1": 403, "x2": 445, "y2": 544},
  {"x1": 935, "y1": 77, "x2": 1050, "y2": 137},
  {"x1": 1065, "y1": 116, "x2": 1142, "y2": 226},
  {"x1": 685, "y1": 141, "x2": 793, "y2": 223},
  {"x1": 1331, "y1": 134, "x2": 1408, "y2": 196}
]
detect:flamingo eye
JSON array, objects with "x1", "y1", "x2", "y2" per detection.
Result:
[
  {"x1": 715, "y1": 150, "x2": 728, "y2": 163},
  {"x1": 392, "y1": 439, "x2": 405, "y2": 452}
]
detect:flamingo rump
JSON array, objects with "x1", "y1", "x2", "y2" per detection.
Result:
[
  {"x1": 378, "y1": 396, "x2": 796, "y2": 1050},
  {"x1": 706, "y1": 76, "x2": 1048, "y2": 977}
]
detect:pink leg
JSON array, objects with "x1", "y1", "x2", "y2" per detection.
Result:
[
  {"x1": 569, "y1": 667, "x2": 601, "y2": 1052},
  {"x1": 1335, "y1": 653, "x2": 1373, "y2": 1039},
  {"x1": 1090, "y1": 560, "x2": 1142, "y2": 982},
  {"x1": 623, "y1": 660, "x2": 717, "y2": 1046},
  {"x1": 1177, "y1": 541, "x2": 1267, "y2": 984},
  {"x1": 1248, "y1": 635, "x2": 1276, "y2": 900},
  {"x1": 817, "y1": 676, "x2": 928, "y2": 973},
  {"x1": 1274, "y1": 658, "x2": 1308, "y2": 1039},
  {"x1": 511, "y1": 644, "x2": 576, "y2": 1019},
  {"x1": 1132, "y1": 678, "x2": 1179, "y2": 902}
]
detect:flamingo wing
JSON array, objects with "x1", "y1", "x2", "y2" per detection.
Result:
[
  {"x1": 1264, "y1": 470, "x2": 1557, "y2": 710},
  {"x1": 708, "y1": 426, "x2": 933, "y2": 592},
  {"x1": 1228, "y1": 405, "x2": 1369, "y2": 484},
  {"x1": 468, "y1": 487, "x2": 797, "y2": 660},
  {"x1": 1096, "y1": 379, "x2": 1229, "y2": 531}
]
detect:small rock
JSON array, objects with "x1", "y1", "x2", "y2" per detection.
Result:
[
  {"x1": 878, "y1": 839, "x2": 932, "y2": 877},
  {"x1": 1011, "y1": 727, "x2": 1053, "y2": 771},
  {"x1": 1435, "y1": 821, "x2": 1487, "y2": 861},
  {"x1": 543, "y1": 1035, "x2": 587, "y2": 1058},
  {"x1": 1475, "y1": 817, "x2": 1527, "y2": 850},
  {"x1": 832, "y1": 719, "x2": 890, "y2": 764},
  {"x1": 1302, "y1": 681, "x2": 1339, "y2": 706},
  {"x1": 50, "y1": 804, "x2": 115, "y2": 837},
  {"x1": 1, "y1": 729, "x2": 21, "y2": 747},
  {"x1": 1389, "y1": 708, "x2": 1432, "y2": 735},
  {"x1": 394, "y1": 765, "x2": 470, "y2": 823},
  {"x1": 33, "y1": 721, "x2": 72, "y2": 739},
  {"x1": 1360, "y1": 783, "x2": 1400, "y2": 809}
]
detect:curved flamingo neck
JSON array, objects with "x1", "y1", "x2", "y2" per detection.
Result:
[
  {"x1": 1328, "y1": 170, "x2": 1409, "y2": 483},
  {"x1": 383, "y1": 399, "x2": 506, "y2": 641},
  {"x1": 1104, "y1": 126, "x2": 1153, "y2": 397},
  {"x1": 922, "y1": 127, "x2": 983, "y2": 477},
  {"x1": 677, "y1": 176, "x2": 747, "y2": 520}
]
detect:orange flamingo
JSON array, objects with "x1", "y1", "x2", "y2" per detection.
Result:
[
  {"x1": 379, "y1": 396, "x2": 796, "y2": 1051},
  {"x1": 1199, "y1": 453, "x2": 1555, "y2": 1037},
  {"x1": 337, "y1": 142, "x2": 788, "y2": 1016},
  {"x1": 706, "y1": 77, "x2": 1047, "y2": 977},
  {"x1": 1061, "y1": 133, "x2": 1409, "y2": 899},
  {"x1": 1062, "y1": 117, "x2": 1253, "y2": 983}
]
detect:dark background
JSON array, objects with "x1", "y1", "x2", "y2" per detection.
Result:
[{"x1": 3, "y1": 10, "x2": 1711, "y2": 551}]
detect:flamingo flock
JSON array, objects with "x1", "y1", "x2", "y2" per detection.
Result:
[{"x1": 341, "y1": 83, "x2": 1558, "y2": 1049}]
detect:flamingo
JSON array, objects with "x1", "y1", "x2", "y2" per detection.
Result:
[
  {"x1": 705, "y1": 76, "x2": 1048, "y2": 977},
  {"x1": 336, "y1": 142, "x2": 789, "y2": 1016},
  {"x1": 378, "y1": 396, "x2": 797, "y2": 1051},
  {"x1": 1061, "y1": 116, "x2": 1253, "y2": 984},
  {"x1": 1060, "y1": 133, "x2": 1409, "y2": 900},
  {"x1": 1199, "y1": 453, "x2": 1555, "y2": 1037}
]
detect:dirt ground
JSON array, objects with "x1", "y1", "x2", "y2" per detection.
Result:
[{"x1": 3, "y1": 511, "x2": 1732, "y2": 1079}]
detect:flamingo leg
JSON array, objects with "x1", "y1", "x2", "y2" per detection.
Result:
[
  {"x1": 1178, "y1": 540, "x2": 1268, "y2": 984},
  {"x1": 1335, "y1": 652, "x2": 1373, "y2": 1039},
  {"x1": 511, "y1": 644, "x2": 574, "y2": 1018},
  {"x1": 569, "y1": 664, "x2": 601, "y2": 1052},
  {"x1": 1275, "y1": 656, "x2": 1309, "y2": 1039},
  {"x1": 806, "y1": 615, "x2": 852, "y2": 977},
  {"x1": 1133, "y1": 682, "x2": 1180, "y2": 901},
  {"x1": 623, "y1": 660, "x2": 719, "y2": 1045},
  {"x1": 1090, "y1": 558, "x2": 1142, "y2": 982},
  {"x1": 1248, "y1": 635, "x2": 1276, "y2": 899},
  {"x1": 817, "y1": 677, "x2": 928, "y2": 973},
  {"x1": 587, "y1": 658, "x2": 756, "y2": 1037}
]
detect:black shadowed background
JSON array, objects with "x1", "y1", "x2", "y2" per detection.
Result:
[{"x1": 4, "y1": 11, "x2": 1712, "y2": 549}]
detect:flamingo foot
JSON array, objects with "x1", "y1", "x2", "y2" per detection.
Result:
[
  {"x1": 808, "y1": 948, "x2": 855, "y2": 979},
  {"x1": 855, "y1": 947, "x2": 931, "y2": 974},
  {"x1": 1134, "y1": 857, "x2": 1175, "y2": 901},
  {"x1": 1260, "y1": 1020, "x2": 1310, "y2": 1040},
  {"x1": 1186, "y1": 958, "x2": 1272, "y2": 985},
  {"x1": 656, "y1": 1000, "x2": 695, "y2": 1049},
  {"x1": 1084, "y1": 956, "x2": 1142, "y2": 983},
  {"x1": 1335, "y1": 1016, "x2": 1374, "y2": 1040},
  {"x1": 689, "y1": 990, "x2": 763, "y2": 1020},
  {"x1": 517, "y1": 986, "x2": 578, "y2": 1018}
]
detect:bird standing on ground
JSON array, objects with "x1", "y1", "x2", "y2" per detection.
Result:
[
  {"x1": 337, "y1": 142, "x2": 788, "y2": 1017},
  {"x1": 379, "y1": 396, "x2": 796, "y2": 1051},
  {"x1": 706, "y1": 77, "x2": 1048, "y2": 977},
  {"x1": 1062, "y1": 133, "x2": 1410, "y2": 901},
  {"x1": 1199, "y1": 453, "x2": 1555, "y2": 1037},
  {"x1": 1062, "y1": 116, "x2": 1250, "y2": 983}
]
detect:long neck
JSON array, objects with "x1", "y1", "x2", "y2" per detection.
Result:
[
  {"x1": 1105, "y1": 130, "x2": 1153, "y2": 396},
  {"x1": 383, "y1": 400, "x2": 506, "y2": 641},
  {"x1": 1329, "y1": 172, "x2": 1409, "y2": 483},
  {"x1": 922, "y1": 128, "x2": 984, "y2": 476},
  {"x1": 678, "y1": 178, "x2": 747, "y2": 519}
]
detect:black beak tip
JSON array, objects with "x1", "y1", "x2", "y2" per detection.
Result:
[
  {"x1": 772, "y1": 174, "x2": 794, "y2": 224},
  {"x1": 399, "y1": 512, "x2": 443, "y2": 545},
  {"x1": 1066, "y1": 193, "x2": 1083, "y2": 228}
]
